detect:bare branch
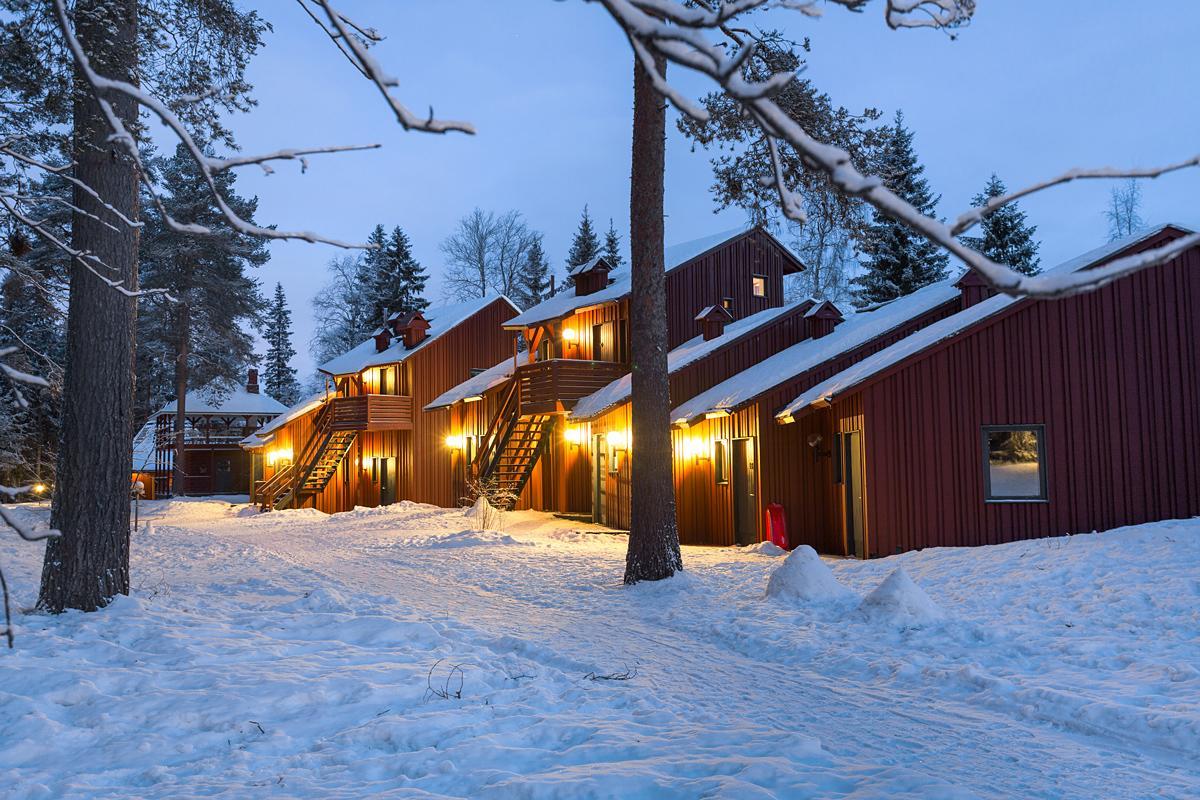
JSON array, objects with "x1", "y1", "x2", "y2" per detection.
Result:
[{"x1": 595, "y1": 0, "x2": 1199, "y2": 298}]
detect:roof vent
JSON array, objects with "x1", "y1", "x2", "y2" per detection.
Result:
[
  {"x1": 388, "y1": 310, "x2": 431, "y2": 349},
  {"x1": 371, "y1": 326, "x2": 393, "y2": 353},
  {"x1": 955, "y1": 270, "x2": 995, "y2": 310},
  {"x1": 246, "y1": 368, "x2": 260, "y2": 394},
  {"x1": 569, "y1": 255, "x2": 613, "y2": 297},
  {"x1": 804, "y1": 300, "x2": 844, "y2": 339},
  {"x1": 695, "y1": 304, "x2": 734, "y2": 341}
]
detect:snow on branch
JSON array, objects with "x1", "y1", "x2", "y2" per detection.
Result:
[
  {"x1": 596, "y1": 0, "x2": 1199, "y2": 298},
  {"x1": 52, "y1": 0, "x2": 376, "y2": 250},
  {"x1": 302, "y1": 0, "x2": 477, "y2": 135}
]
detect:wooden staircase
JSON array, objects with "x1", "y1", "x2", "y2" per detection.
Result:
[
  {"x1": 257, "y1": 400, "x2": 358, "y2": 511},
  {"x1": 471, "y1": 380, "x2": 555, "y2": 509}
]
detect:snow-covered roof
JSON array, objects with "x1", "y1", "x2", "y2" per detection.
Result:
[
  {"x1": 670, "y1": 275, "x2": 965, "y2": 424},
  {"x1": 505, "y1": 226, "x2": 799, "y2": 330},
  {"x1": 132, "y1": 420, "x2": 157, "y2": 471},
  {"x1": 777, "y1": 224, "x2": 1191, "y2": 421},
  {"x1": 319, "y1": 295, "x2": 519, "y2": 376},
  {"x1": 241, "y1": 390, "x2": 331, "y2": 448},
  {"x1": 567, "y1": 255, "x2": 613, "y2": 277},
  {"x1": 425, "y1": 357, "x2": 517, "y2": 411},
  {"x1": 156, "y1": 382, "x2": 288, "y2": 417},
  {"x1": 571, "y1": 301, "x2": 810, "y2": 421}
]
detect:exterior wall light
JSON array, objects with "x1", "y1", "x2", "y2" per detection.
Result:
[
  {"x1": 606, "y1": 430, "x2": 628, "y2": 451},
  {"x1": 32, "y1": 483, "x2": 47, "y2": 495},
  {"x1": 444, "y1": 434, "x2": 465, "y2": 450},
  {"x1": 564, "y1": 425, "x2": 584, "y2": 447},
  {"x1": 562, "y1": 327, "x2": 578, "y2": 342}
]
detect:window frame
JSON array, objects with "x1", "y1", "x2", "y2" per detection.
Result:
[
  {"x1": 751, "y1": 274, "x2": 768, "y2": 298},
  {"x1": 714, "y1": 439, "x2": 729, "y2": 485},
  {"x1": 981, "y1": 424, "x2": 1048, "y2": 503}
]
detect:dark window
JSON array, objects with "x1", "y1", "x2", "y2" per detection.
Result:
[
  {"x1": 982, "y1": 425, "x2": 1047, "y2": 501},
  {"x1": 751, "y1": 275, "x2": 767, "y2": 298},
  {"x1": 714, "y1": 440, "x2": 729, "y2": 484}
]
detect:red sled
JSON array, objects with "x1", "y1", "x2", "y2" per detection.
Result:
[{"x1": 764, "y1": 503, "x2": 788, "y2": 549}]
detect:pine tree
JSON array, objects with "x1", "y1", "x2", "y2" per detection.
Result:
[
  {"x1": 854, "y1": 111, "x2": 949, "y2": 306},
  {"x1": 359, "y1": 224, "x2": 388, "y2": 328},
  {"x1": 566, "y1": 205, "x2": 601, "y2": 270},
  {"x1": 519, "y1": 235, "x2": 551, "y2": 309},
  {"x1": 962, "y1": 174, "x2": 1040, "y2": 276},
  {"x1": 368, "y1": 226, "x2": 428, "y2": 324},
  {"x1": 603, "y1": 219, "x2": 624, "y2": 268},
  {"x1": 263, "y1": 283, "x2": 300, "y2": 405}
]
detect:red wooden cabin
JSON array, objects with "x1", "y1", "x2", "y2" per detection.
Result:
[{"x1": 245, "y1": 296, "x2": 519, "y2": 512}]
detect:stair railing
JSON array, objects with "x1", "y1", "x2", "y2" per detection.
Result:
[{"x1": 472, "y1": 379, "x2": 521, "y2": 480}]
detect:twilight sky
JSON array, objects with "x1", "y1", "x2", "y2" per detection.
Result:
[{"x1": 221, "y1": 1, "x2": 1199, "y2": 377}]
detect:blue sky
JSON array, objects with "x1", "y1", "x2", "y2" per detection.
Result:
[{"x1": 224, "y1": 1, "x2": 1199, "y2": 376}]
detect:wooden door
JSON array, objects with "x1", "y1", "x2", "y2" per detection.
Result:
[
  {"x1": 592, "y1": 434, "x2": 607, "y2": 525},
  {"x1": 843, "y1": 431, "x2": 865, "y2": 558},
  {"x1": 379, "y1": 457, "x2": 397, "y2": 506},
  {"x1": 732, "y1": 438, "x2": 758, "y2": 545}
]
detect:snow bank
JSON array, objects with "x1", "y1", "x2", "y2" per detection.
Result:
[
  {"x1": 859, "y1": 567, "x2": 944, "y2": 625},
  {"x1": 765, "y1": 545, "x2": 855, "y2": 602},
  {"x1": 742, "y1": 540, "x2": 787, "y2": 556}
]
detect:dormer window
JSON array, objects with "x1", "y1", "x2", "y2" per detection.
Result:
[{"x1": 752, "y1": 275, "x2": 767, "y2": 298}]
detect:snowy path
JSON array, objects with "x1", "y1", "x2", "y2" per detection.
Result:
[{"x1": 2, "y1": 499, "x2": 1198, "y2": 798}]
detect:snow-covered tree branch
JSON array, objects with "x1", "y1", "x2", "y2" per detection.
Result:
[{"x1": 597, "y1": 0, "x2": 1200, "y2": 298}]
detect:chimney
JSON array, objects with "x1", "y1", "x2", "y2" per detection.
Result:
[
  {"x1": 804, "y1": 300, "x2": 844, "y2": 339},
  {"x1": 372, "y1": 327, "x2": 392, "y2": 353},
  {"x1": 387, "y1": 310, "x2": 431, "y2": 349},
  {"x1": 569, "y1": 256, "x2": 612, "y2": 297},
  {"x1": 955, "y1": 270, "x2": 995, "y2": 310},
  {"x1": 695, "y1": 304, "x2": 734, "y2": 341},
  {"x1": 246, "y1": 368, "x2": 259, "y2": 394}
]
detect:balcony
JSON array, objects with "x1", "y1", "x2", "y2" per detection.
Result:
[
  {"x1": 517, "y1": 359, "x2": 628, "y2": 415},
  {"x1": 329, "y1": 394, "x2": 414, "y2": 431}
]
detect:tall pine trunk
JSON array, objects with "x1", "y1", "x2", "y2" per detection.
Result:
[
  {"x1": 39, "y1": 0, "x2": 140, "y2": 612},
  {"x1": 173, "y1": 302, "x2": 189, "y2": 497},
  {"x1": 624, "y1": 53, "x2": 682, "y2": 584}
]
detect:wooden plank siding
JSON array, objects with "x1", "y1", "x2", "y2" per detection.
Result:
[
  {"x1": 838, "y1": 234, "x2": 1200, "y2": 557},
  {"x1": 663, "y1": 228, "x2": 800, "y2": 348}
]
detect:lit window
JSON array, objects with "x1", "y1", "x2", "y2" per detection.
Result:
[
  {"x1": 721, "y1": 297, "x2": 734, "y2": 311},
  {"x1": 751, "y1": 275, "x2": 767, "y2": 298},
  {"x1": 983, "y1": 426, "x2": 1047, "y2": 501},
  {"x1": 714, "y1": 440, "x2": 729, "y2": 484}
]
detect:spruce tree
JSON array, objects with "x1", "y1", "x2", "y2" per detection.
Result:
[
  {"x1": 372, "y1": 226, "x2": 428, "y2": 321},
  {"x1": 519, "y1": 235, "x2": 551, "y2": 309},
  {"x1": 359, "y1": 224, "x2": 388, "y2": 328},
  {"x1": 566, "y1": 205, "x2": 601, "y2": 269},
  {"x1": 263, "y1": 283, "x2": 301, "y2": 405},
  {"x1": 603, "y1": 219, "x2": 624, "y2": 268},
  {"x1": 854, "y1": 111, "x2": 949, "y2": 306},
  {"x1": 962, "y1": 174, "x2": 1040, "y2": 276}
]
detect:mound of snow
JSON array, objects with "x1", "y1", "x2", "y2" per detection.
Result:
[
  {"x1": 859, "y1": 567, "x2": 944, "y2": 624},
  {"x1": 765, "y1": 545, "x2": 855, "y2": 603},
  {"x1": 743, "y1": 541, "x2": 787, "y2": 556},
  {"x1": 464, "y1": 495, "x2": 493, "y2": 519},
  {"x1": 275, "y1": 587, "x2": 352, "y2": 614},
  {"x1": 417, "y1": 529, "x2": 527, "y2": 549}
]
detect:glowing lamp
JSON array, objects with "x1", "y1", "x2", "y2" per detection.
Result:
[
  {"x1": 688, "y1": 439, "x2": 710, "y2": 461},
  {"x1": 32, "y1": 483, "x2": 47, "y2": 495},
  {"x1": 562, "y1": 327, "x2": 578, "y2": 342},
  {"x1": 564, "y1": 425, "x2": 584, "y2": 447},
  {"x1": 606, "y1": 430, "x2": 628, "y2": 451},
  {"x1": 361, "y1": 456, "x2": 373, "y2": 471},
  {"x1": 445, "y1": 434, "x2": 465, "y2": 450}
]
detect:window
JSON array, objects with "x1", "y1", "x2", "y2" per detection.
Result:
[
  {"x1": 721, "y1": 297, "x2": 734, "y2": 312},
  {"x1": 714, "y1": 440, "x2": 729, "y2": 484},
  {"x1": 983, "y1": 426, "x2": 1047, "y2": 501},
  {"x1": 751, "y1": 275, "x2": 767, "y2": 298}
]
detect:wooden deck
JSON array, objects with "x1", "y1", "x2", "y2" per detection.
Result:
[
  {"x1": 328, "y1": 395, "x2": 414, "y2": 431},
  {"x1": 517, "y1": 359, "x2": 628, "y2": 415}
]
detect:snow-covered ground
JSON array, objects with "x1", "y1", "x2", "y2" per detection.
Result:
[{"x1": 2, "y1": 499, "x2": 1198, "y2": 799}]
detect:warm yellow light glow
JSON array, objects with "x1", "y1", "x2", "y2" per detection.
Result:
[
  {"x1": 361, "y1": 456, "x2": 372, "y2": 471},
  {"x1": 463, "y1": 395, "x2": 483, "y2": 403},
  {"x1": 32, "y1": 483, "x2": 46, "y2": 495},
  {"x1": 687, "y1": 438, "x2": 710, "y2": 461},
  {"x1": 564, "y1": 425, "x2": 584, "y2": 446},
  {"x1": 445, "y1": 434, "x2": 465, "y2": 450},
  {"x1": 606, "y1": 430, "x2": 628, "y2": 451},
  {"x1": 562, "y1": 327, "x2": 578, "y2": 342},
  {"x1": 266, "y1": 448, "x2": 293, "y2": 467},
  {"x1": 704, "y1": 409, "x2": 731, "y2": 420}
]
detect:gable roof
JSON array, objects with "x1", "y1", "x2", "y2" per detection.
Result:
[
  {"x1": 776, "y1": 224, "x2": 1192, "y2": 421},
  {"x1": 567, "y1": 255, "x2": 614, "y2": 277},
  {"x1": 504, "y1": 226, "x2": 802, "y2": 330},
  {"x1": 570, "y1": 299, "x2": 812, "y2": 422},
  {"x1": 424, "y1": 356, "x2": 517, "y2": 411},
  {"x1": 319, "y1": 295, "x2": 519, "y2": 376},
  {"x1": 669, "y1": 275, "x2": 965, "y2": 425},
  {"x1": 155, "y1": 382, "x2": 288, "y2": 417},
  {"x1": 241, "y1": 390, "x2": 331, "y2": 449}
]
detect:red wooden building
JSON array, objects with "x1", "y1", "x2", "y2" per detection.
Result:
[
  {"x1": 244, "y1": 296, "x2": 519, "y2": 512},
  {"x1": 132, "y1": 369, "x2": 287, "y2": 497},
  {"x1": 427, "y1": 226, "x2": 805, "y2": 525}
]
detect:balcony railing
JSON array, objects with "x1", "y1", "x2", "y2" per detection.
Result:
[
  {"x1": 517, "y1": 359, "x2": 628, "y2": 415},
  {"x1": 329, "y1": 394, "x2": 414, "y2": 431}
]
